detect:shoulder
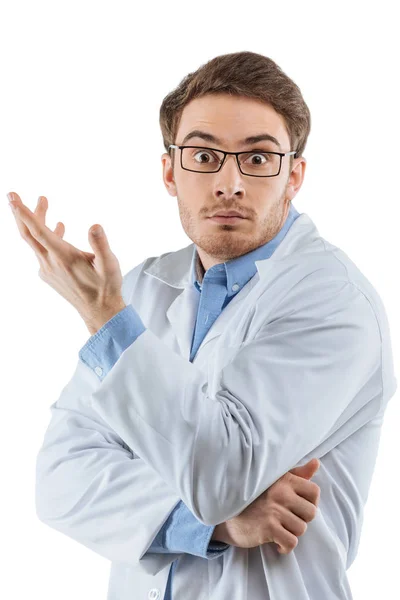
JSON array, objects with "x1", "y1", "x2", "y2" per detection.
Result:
[{"x1": 121, "y1": 250, "x2": 175, "y2": 304}]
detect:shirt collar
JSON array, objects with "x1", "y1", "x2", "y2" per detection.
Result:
[
  {"x1": 143, "y1": 206, "x2": 321, "y2": 289},
  {"x1": 190, "y1": 202, "x2": 301, "y2": 296}
]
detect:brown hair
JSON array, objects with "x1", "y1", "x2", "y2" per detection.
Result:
[{"x1": 159, "y1": 50, "x2": 311, "y2": 174}]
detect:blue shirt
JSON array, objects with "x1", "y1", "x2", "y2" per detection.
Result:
[{"x1": 79, "y1": 202, "x2": 301, "y2": 599}]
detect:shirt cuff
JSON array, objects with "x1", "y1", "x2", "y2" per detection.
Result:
[
  {"x1": 204, "y1": 530, "x2": 231, "y2": 558},
  {"x1": 161, "y1": 500, "x2": 230, "y2": 559},
  {"x1": 78, "y1": 304, "x2": 146, "y2": 381}
]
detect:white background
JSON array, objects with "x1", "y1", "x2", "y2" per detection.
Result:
[{"x1": 1, "y1": 1, "x2": 398, "y2": 598}]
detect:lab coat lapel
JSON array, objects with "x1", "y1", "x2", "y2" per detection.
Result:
[
  {"x1": 165, "y1": 284, "x2": 198, "y2": 360},
  {"x1": 166, "y1": 272, "x2": 261, "y2": 360},
  {"x1": 145, "y1": 212, "x2": 320, "y2": 360}
]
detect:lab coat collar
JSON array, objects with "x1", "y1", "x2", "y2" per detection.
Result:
[{"x1": 143, "y1": 211, "x2": 322, "y2": 359}]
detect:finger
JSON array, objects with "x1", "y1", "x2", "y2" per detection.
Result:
[
  {"x1": 291, "y1": 477, "x2": 320, "y2": 506},
  {"x1": 279, "y1": 507, "x2": 308, "y2": 538},
  {"x1": 272, "y1": 523, "x2": 299, "y2": 554},
  {"x1": 35, "y1": 197, "x2": 65, "y2": 239},
  {"x1": 10, "y1": 203, "x2": 48, "y2": 257},
  {"x1": 54, "y1": 222, "x2": 65, "y2": 238},
  {"x1": 287, "y1": 493, "x2": 317, "y2": 522},
  {"x1": 35, "y1": 196, "x2": 48, "y2": 224},
  {"x1": 10, "y1": 197, "x2": 65, "y2": 254},
  {"x1": 289, "y1": 458, "x2": 320, "y2": 479},
  {"x1": 88, "y1": 224, "x2": 111, "y2": 256}
]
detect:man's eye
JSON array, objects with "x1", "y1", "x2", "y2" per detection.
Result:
[
  {"x1": 243, "y1": 153, "x2": 271, "y2": 164},
  {"x1": 193, "y1": 151, "x2": 217, "y2": 163}
]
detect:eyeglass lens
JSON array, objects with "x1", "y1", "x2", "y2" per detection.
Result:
[{"x1": 181, "y1": 147, "x2": 281, "y2": 176}]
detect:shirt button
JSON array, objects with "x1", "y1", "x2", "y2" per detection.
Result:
[
  {"x1": 94, "y1": 366, "x2": 103, "y2": 376},
  {"x1": 231, "y1": 283, "x2": 240, "y2": 292},
  {"x1": 148, "y1": 589, "x2": 160, "y2": 600}
]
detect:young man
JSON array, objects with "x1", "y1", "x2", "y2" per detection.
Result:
[{"x1": 10, "y1": 51, "x2": 397, "y2": 600}]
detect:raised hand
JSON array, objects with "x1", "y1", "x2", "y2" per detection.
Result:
[{"x1": 8, "y1": 192, "x2": 126, "y2": 334}]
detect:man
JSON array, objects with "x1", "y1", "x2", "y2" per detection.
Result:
[{"x1": 9, "y1": 52, "x2": 397, "y2": 600}]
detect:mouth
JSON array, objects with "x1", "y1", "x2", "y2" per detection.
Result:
[{"x1": 208, "y1": 216, "x2": 246, "y2": 224}]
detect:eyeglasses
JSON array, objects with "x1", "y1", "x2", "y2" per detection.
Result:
[{"x1": 168, "y1": 144, "x2": 297, "y2": 178}]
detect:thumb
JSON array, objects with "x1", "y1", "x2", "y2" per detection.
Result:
[
  {"x1": 88, "y1": 225, "x2": 111, "y2": 257},
  {"x1": 289, "y1": 458, "x2": 320, "y2": 480}
]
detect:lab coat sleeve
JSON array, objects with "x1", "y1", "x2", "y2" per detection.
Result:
[
  {"x1": 89, "y1": 275, "x2": 384, "y2": 526},
  {"x1": 78, "y1": 306, "x2": 228, "y2": 559},
  {"x1": 35, "y1": 356, "x2": 184, "y2": 576}
]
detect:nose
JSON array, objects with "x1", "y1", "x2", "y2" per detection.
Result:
[
  {"x1": 220, "y1": 152, "x2": 241, "y2": 174},
  {"x1": 213, "y1": 153, "x2": 245, "y2": 199}
]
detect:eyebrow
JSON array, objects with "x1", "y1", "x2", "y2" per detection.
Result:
[{"x1": 180, "y1": 129, "x2": 282, "y2": 150}]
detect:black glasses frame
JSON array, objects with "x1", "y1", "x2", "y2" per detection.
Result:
[{"x1": 168, "y1": 144, "x2": 298, "y2": 178}]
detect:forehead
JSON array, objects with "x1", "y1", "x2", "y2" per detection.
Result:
[{"x1": 175, "y1": 94, "x2": 290, "y2": 148}]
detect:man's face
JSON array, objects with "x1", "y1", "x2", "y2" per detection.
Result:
[{"x1": 161, "y1": 93, "x2": 306, "y2": 273}]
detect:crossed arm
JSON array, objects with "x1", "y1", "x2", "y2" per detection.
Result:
[
  {"x1": 36, "y1": 303, "x2": 229, "y2": 574},
  {"x1": 78, "y1": 298, "x2": 230, "y2": 560},
  {"x1": 36, "y1": 269, "x2": 380, "y2": 569}
]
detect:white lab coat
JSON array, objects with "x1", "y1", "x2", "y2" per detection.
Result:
[{"x1": 35, "y1": 211, "x2": 397, "y2": 600}]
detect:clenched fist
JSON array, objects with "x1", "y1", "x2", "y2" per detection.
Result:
[{"x1": 212, "y1": 458, "x2": 321, "y2": 555}]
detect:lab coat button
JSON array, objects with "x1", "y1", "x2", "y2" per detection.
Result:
[
  {"x1": 148, "y1": 589, "x2": 160, "y2": 600},
  {"x1": 94, "y1": 366, "x2": 103, "y2": 376},
  {"x1": 232, "y1": 283, "x2": 240, "y2": 292}
]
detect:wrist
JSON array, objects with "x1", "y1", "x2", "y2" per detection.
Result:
[
  {"x1": 83, "y1": 300, "x2": 127, "y2": 335},
  {"x1": 211, "y1": 522, "x2": 231, "y2": 545}
]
